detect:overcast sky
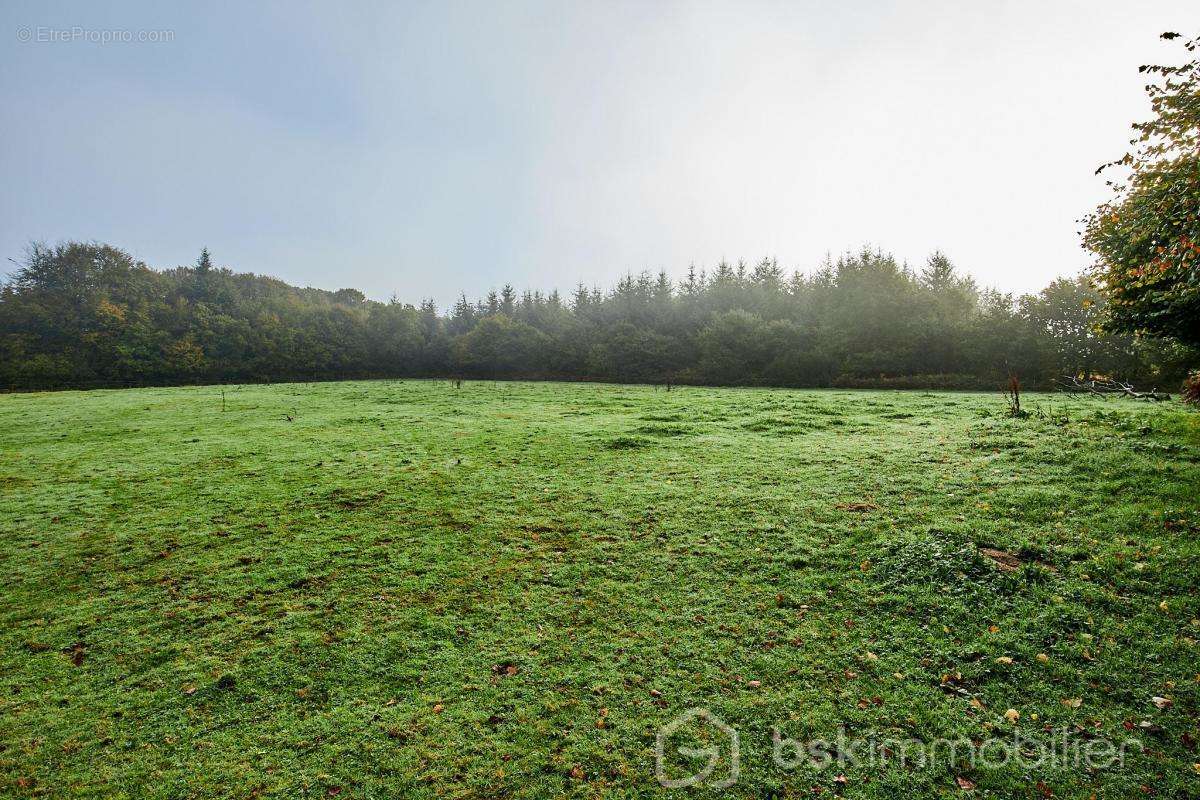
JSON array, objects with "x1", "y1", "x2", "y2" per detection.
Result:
[{"x1": 1, "y1": 1, "x2": 1193, "y2": 308}]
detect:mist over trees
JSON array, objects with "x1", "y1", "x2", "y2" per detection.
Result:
[{"x1": 0, "y1": 241, "x2": 1194, "y2": 391}]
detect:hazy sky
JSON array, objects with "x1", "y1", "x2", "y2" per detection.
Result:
[{"x1": 1, "y1": 1, "x2": 1193, "y2": 308}]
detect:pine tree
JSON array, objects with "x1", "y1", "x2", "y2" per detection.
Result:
[
  {"x1": 196, "y1": 248, "x2": 212, "y2": 274},
  {"x1": 920, "y1": 252, "x2": 956, "y2": 289}
]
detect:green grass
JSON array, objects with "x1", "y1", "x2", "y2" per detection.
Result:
[{"x1": 0, "y1": 381, "x2": 1197, "y2": 798}]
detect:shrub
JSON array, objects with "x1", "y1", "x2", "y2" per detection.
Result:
[{"x1": 1183, "y1": 371, "x2": 1200, "y2": 407}]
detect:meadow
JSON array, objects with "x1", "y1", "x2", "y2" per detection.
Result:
[{"x1": 0, "y1": 380, "x2": 1197, "y2": 798}]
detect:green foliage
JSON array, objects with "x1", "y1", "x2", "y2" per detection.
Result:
[
  {"x1": 1184, "y1": 371, "x2": 1200, "y2": 405},
  {"x1": 452, "y1": 314, "x2": 548, "y2": 376},
  {"x1": 0, "y1": 381, "x2": 1197, "y2": 797},
  {"x1": 2, "y1": 243, "x2": 1195, "y2": 390},
  {"x1": 195, "y1": 247, "x2": 212, "y2": 274},
  {"x1": 1084, "y1": 33, "x2": 1200, "y2": 347}
]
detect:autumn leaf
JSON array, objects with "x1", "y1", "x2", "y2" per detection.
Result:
[{"x1": 64, "y1": 642, "x2": 87, "y2": 667}]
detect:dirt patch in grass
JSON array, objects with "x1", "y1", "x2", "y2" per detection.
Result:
[
  {"x1": 603, "y1": 435, "x2": 653, "y2": 450},
  {"x1": 979, "y1": 546, "x2": 1023, "y2": 572},
  {"x1": 324, "y1": 488, "x2": 386, "y2": 509}
]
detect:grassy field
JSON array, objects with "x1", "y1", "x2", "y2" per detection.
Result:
[{"x1": 0, "y1": 381, "x2": 1197, "y2": 799}]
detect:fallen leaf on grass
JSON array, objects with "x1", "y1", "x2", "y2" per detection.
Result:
[{"x1": 64, "y1": 642, "x2": 86, "y2": 666}]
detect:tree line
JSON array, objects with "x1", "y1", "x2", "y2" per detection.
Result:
[{"x1": 1, "y1": 241, "x2": 1194, "y2": 391}]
